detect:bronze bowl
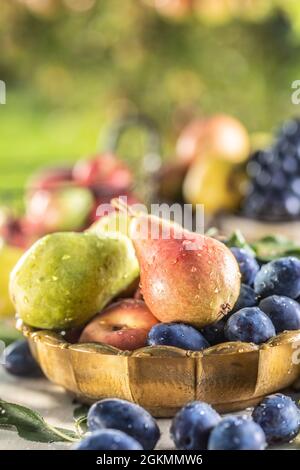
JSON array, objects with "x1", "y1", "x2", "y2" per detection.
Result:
[{"x1": 18, "y1": 320, "x2": 300, "y2": 418}]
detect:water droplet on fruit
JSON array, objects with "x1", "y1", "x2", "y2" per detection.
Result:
[
  {"x1": 52, "y1": 276, "x2": 58, "y2": 281},
  {"x1": 62, "y1": 254, "x2": 71, "y2": 261},
  {"x1": 191, "y1": 266, "x2": 197, "y2": 272}
]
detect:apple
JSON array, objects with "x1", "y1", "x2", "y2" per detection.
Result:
[
  {"x1": 177, "y1": 115, "x2": 250, "y2": 166},
  {"x1": 176, "y1": 119, "x2": 207, "y2": 165},
  {"x1": 73, "y1": 153, "x2": 133, "y2": 195},
  {"x1": 25, "y1": 186, "x2": 94, "y2": 234},
  {"x1": 0, "y1": 209, "x2": 31, "y2": 249},
  {"x1": 79, "y1": 299, "x2": 159, "y2": 351},
  {"x1": 26, "y1": 166, "x2": 73, "y2": 194}
]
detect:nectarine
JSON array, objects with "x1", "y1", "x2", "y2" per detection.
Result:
[{"x1": 79, "y1": 299, "x2": 158, "y2": 351}]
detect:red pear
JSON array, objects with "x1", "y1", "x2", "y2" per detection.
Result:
[{"x1": 123, "y1": 208, "x2": 241, "y2": 328}]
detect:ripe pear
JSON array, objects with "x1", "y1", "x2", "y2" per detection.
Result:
[
  {"x1": 183, "y1": 155, "x2": 246, "y2": 214},
  {"x1": 10, "y1": 232, "x2": 139, "y2": 329},
  {"x1": 127, "y1": 211, "x2": 241, "y2": 328},
  {"x1": 0, "y1": 240, "x2": 23, "y2": 318}
]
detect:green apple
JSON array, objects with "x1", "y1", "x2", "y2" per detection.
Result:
[{"x1": 10, "y1": 232, "x2": 139, "y2": 329}]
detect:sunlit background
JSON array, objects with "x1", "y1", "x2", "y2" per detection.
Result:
[{"x1": 1, "y1": 0, "x2": 300, "y2": 190}]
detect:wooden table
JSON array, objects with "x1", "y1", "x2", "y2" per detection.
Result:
[{"x1": 0, "y1": 368, "x2": 298, "y2": 450}]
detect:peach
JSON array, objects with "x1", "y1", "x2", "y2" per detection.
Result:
[{"x1": 79, "y1": 299, "x2": 159, "y2": 351}]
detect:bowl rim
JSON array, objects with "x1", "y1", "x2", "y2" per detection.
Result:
[{"x1": 17, "y1": 319, "x2": 300, "y2": 359}]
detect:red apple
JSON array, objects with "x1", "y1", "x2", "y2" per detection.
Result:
[
  {"x1": 176, "y1": 118, "x2": 207, "y2": 165},
  {"x1": 176, "y1": 114, "x2": 250, "y2": 165},
  {"x1": 26, "y1": 166, "x2": 73, "y2": 194},
  {"x1": 0, "y1": 209, "x2": 31, "y2": 249},
  {"x1": 73, "y1": 153, "x2": 133, "y2": 194},
  {"x1": 25, "y1": 186, "x2": 94, "y2": 234},
  {"x1": 79, "y1": 299, "x2": 159, "y2": 351}
]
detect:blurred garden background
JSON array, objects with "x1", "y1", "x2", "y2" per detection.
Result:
[{"x1": 1, "y1": 0, "x2": 300, "y2": 191}]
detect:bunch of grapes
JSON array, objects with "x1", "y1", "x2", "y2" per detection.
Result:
[{"x1": 243, "y1": 118, "x2": 300, "y2": 221}]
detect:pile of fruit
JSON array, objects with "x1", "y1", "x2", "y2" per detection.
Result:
[
  {"x1": 0, "y1": 152, "x2": 138, "y2": 318},
  {"x1": 1, "y1": 152, "x2": 136, "y2": 249},
  {"x1": 3, "y1": 201, "x2": 300, "y2": 450},
  {"x1": 7, "y1": 200, "x2": 300, "y2": 352}
]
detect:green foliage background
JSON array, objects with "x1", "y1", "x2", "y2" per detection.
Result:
[{"x1": 1, "y1": 0, "x2": 300, "y2": 190}]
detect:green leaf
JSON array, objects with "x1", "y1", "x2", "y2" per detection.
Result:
[
  {"x1": 0, "y1": 399, "x2": 78, "y2": 443},
  {"x1": 73, "y1": 405, "x2": 89, "y2": 437},
  {"x1": 226, "y1": 230, "x2": 256, "y2": 256},
  {"x1": 252, "y1": 235, "x2": 300, "y2": 261},
  {"x1": 205, "y1": 227, "x2": 219, "y2": 238}
]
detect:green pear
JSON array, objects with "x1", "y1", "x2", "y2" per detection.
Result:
[
  {"x1": 88, "y1": 211, "x2": 131, "y2": 238},
  {"x1": 10, "y1": 232, "x2": 139, "y2": 329},
  {"x1": 88, "y1": 212, "x2": 140, "y2": 297}
]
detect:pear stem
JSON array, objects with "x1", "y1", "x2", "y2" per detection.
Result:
[{"x1": 111, "y1": 197, "x2": 136, "y2": 217}]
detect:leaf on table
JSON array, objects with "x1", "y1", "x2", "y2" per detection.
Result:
[
  {"x1": 205, "y1": 227, "x2": 219, "y2": 238},
  {"x1": 73, "y1": 404, "x2": 89, "y2": 436},
  {"x1": 0, "y1": 399, "x2": 78, "y2": 443},
  {"x1": 226, "y1": 230, "x2": 256, "y2": 256},
  {"x1": 252, "y1": 235, "x2": 300, "y2": 261}
]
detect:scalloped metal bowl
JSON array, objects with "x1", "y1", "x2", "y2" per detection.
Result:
[{"x1": 18, "y1": 320, "x2": 300, "y2": 417}]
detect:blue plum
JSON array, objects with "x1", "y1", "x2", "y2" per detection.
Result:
[
  {"x1": 225, "y1": 307, "x2": 275, "y2": 344},
  {"x1": 232, "y1": 284, "x2": 257, "y2": 313},
  {"x1": 170, "y1": 401, "x2": 221, "y2": 450},
  {"x1": 252, "y1": 394, "x2": 300, "y2": 444},
  {"x1": 259, "y1": 295, "x2": 300, "y2": 333},
  {"x1": 230, "y1": 247, "x2": 260, "y2": 285},
  {"x1": 87, "y1": 398, "x2": 160, "y2": 450},
  {"x1": 254, "y1": 257, "x2": 300, "y2": 299},
  {"x1": 73, "y1": 429, "x2": 143, "y2": 450},
  {"x1": 3, "y1": 340, "x2": 43, "y2": 378},
  {"x1": 208, "y1": 416, "x2": 266, "y2": 450},
  {"x1": 147, "y1": 323, "x2": 209, "y2": 351},
  {"x1": 201, "y1": 319, "x2": 226, "y2": 345}
]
